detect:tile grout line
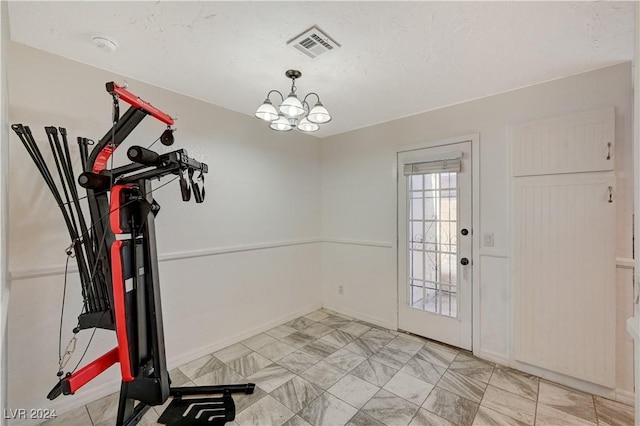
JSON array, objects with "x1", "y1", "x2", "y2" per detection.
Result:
[
  {"x1": 86, "y1": 406, "x2": 94, "y2": 426},
  {"x1": 464, "y1": 359, "x2": 491, "y2": 425},
  {"x1": 420, "y1": 354, "x2": 457, "y2": 421},
  {"x1": 288, "y1": 322, "x2": 426, "y2": 426},
  {"x1": 479, "y1": 365, "x2": 542, "y2": 425},
  {"x1": 349, "y1": 332, "x2": 429, "y2": 424},
  {"x1": 470, "y1": 362, "x2": 497, "y2": 424},
  {"x1": 77, "y1": 311, "x2": 625, "y2": 426},
  {"x1": 102, "y1": 319, "x2": 396, "y2": 424},
  {"x1": 269, "y1": 315, "x2": 370, "y2": 425},
  {"x1": 533, "y1": 375, "x2": 541, "y2": 425},
  {"x1": 592, "y1": 392, "x2": 600, "y2": 425}
]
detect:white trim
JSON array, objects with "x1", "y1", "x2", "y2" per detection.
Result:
[
  {"x1": 392, "y1": 154, "x2": 400, "y2": 331},
  {"x1": 321, "y1": 238, "x2": 394, "y2": 249},
  {"x1": 398, "y1": 133, "x2": 480, "y2": 154},
  {"x1": 10, "y1": 238, "x2": 402, "y2": 280},
  {"x1": 471, "y1": 134, "x2": 481, "y2": 355},
  {"x1": 510, "y1": 358, "x2": 621, "y2": 400},
  {"x1": 627, "y1": 317, "x2": 640, "y2": 341},
  {"x1": 474, "y1": 349, "x2": 510, "y2": 366},
  {"x1": 615, "y1": 389, "x2": 635, "y2": 407},
  {"x1": 9, "y1": 238, "x2": 321, "y2": 280},
  {"x1": 394, "y1": 133, "x2": 481, "y2": 351},
  {"x1": 633, "y1": 6, "x2": 640, "y2": 423},
  {"x1": 476, "y1": 351, "x2": 634, "y2": 406},
  {"x1": 166, "y1": 302, "x2": 322, "y2": 370},
  {"x1": 616, "y1": 257, "x2": 635, "y2": 269},
  {"x1": 160, "y1": 238, "x2": 319, "y2": 262},
  {"x1": 478, "y1": 251, "x2": 509, "y2": 259},
  {"x1": 9, "y1": 265, "x2": 74, "y2": 281},
  {"x1": 507, "y1": 126, "x2": 515, "y2": 365}
]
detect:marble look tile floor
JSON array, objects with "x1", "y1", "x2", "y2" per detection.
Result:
[{"x1": 42, "y1": 310, "x2": 634, "y2": 426}]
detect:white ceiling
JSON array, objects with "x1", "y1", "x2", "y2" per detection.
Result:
[{"x1": 7, "y1": 1, "x2": 635, "y2": 138}]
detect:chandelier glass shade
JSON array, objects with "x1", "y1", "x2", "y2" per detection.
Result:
[
  {"x1": 270, "y1": 114, "x2": 293, "y2": 132},
  {"x1": 255, "y1": 69, "x2": 331, "y2": 132},
  {"x1": 255, "y1": 99, "x2": 279, "y2": 121}
]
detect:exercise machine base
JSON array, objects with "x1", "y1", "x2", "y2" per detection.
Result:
[
  {"x1": 159, "y1": 384, "x2": 255, "y2": 425},
  {"x1": 118, "y1": 383, "x2": 256, "y2": 426}
]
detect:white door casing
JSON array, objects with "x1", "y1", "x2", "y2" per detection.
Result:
[{"x1": 398, "y1": 141, "x2": 473, "y2": 350}]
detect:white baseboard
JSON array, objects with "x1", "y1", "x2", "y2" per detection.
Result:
[
  {"x1": 166, "y1": 302, "x2": 322, "y2": 370},
  {"x1": 10, "y1": 303, "x2": 322, "y2": 425},
  {"x1": 615, "y1": 388, "x2": 635, "y2": 406},
  {"x1": 322, "y1": 304, "x2": 397, "y2": 331},
  {"x1": 474, "y1": 349, "x2": 509, "y2": 366},
  {"x1": 510, "y1": 359, "x2": 618, "y2": 400},
  {"x1": 477, "y1": 352, "x2": 634, "y2": 407}
]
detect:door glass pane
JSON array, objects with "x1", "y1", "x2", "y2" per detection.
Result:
[
  {"x1": 411, "y1": 250, "x2": 424, "y2": 280},
  {"x1": 411, "y1": 198, "x2": 424, "y2": 220},
  {"x1": 411, "y1": 175, "x2": 423, "y2": 190},
  {"x1": 407, "y1": 171, "x2": 459, "y2": 318}
]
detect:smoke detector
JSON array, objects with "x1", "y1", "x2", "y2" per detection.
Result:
[
  {"x1": 92, "y1": 36, "x2": 118, "y2": 53},
  {"x1": 288, "y1": 26, "x2": 340, "y2": 59}
]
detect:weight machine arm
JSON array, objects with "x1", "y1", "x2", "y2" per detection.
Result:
[
  {"x1": 27, "y1": 81, "x2": 251, "y2": 426},
  {"x1": 52, "y1": 83, "x2": 207, "y2": 400}
]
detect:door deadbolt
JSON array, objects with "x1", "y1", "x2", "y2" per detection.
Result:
[{"x1": 460, "y1": 258, "x2": 469, "y2": 266}]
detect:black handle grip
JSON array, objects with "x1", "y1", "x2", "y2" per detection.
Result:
[
  {"x1": 78, "y1": 172, "x2": 111, "y2": 190},
  {"x1": 46, "y1": 380, "x2": 64, "y2": 401},
  {"x1": 128, "y1": 145, "x2": 161, "y2": 166}
]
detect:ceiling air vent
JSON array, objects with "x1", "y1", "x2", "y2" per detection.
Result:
[{"x1": 288, "y1": 26, "x2": 340, "y2": 59}]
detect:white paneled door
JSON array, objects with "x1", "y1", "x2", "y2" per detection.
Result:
[
  {"x1": 398, "y1": 142, "x2": 472, "y2": 350},
  {"x1": 513, "y1": 173, "x2": 616, "y2": 387}
]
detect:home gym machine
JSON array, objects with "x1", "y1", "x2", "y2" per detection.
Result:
[{"x1": 11, "y1": 82, "x2": 254, "y2": 425}]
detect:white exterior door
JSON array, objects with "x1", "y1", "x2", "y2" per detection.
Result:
[{"x1": 398, "y1": 142, "x2": 473, "y2": 350}]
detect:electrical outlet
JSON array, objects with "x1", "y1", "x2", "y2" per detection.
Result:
[
  {"x1": 338, "y1": 285, "x2": 344, "y2": 295},
  {"x1": 483, "y1": 233, "x2": 494, "y2": 247}
]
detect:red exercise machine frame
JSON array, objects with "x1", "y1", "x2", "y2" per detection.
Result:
[{"x1": 12, "y1": 83, "x2": 254, "y2": 426}]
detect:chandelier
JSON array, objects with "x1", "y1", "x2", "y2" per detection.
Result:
[{"x1": 255, "y1": 69, "x2": 331, "y2": 132}]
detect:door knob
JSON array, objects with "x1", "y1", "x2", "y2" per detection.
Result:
[
  {"x1": 461, "y1": 229, "x2": 469, "y2": 236},
  {"x1": 460, "y1": 258, "x2": 469, "y2": 266}
]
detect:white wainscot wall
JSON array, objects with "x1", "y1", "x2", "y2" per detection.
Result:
[
  {"x1": 319, "y1": 62, "x2": 634, "y2": 401},
  {"x1": 7, "y1": 243, "x2": 321, "y2": 424},
  {"x1": 6, "y1": 42, "x2": 323, "y2": 422},
  {"x1": 476, "y1": 254, "x2": 509, "y2": 364},
  {"x1": 321, "y1": 241, "x2": 396, "y2": 330}
]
